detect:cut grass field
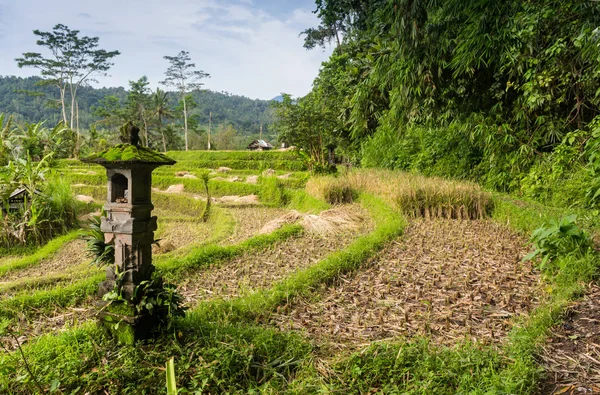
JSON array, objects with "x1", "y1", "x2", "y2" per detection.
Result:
[
  {"x1": 271, "y1": 219, "x2": 540, "y2": 350},
  {"x1": 1, "y1": 163, "x2": 598, "y2": 394},
  {"x1": 180, "y1": 205, "x2": 373, "y2": 304}
]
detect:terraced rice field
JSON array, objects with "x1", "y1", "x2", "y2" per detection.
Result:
[{"x1": 1, "y1": 151, "x2": 597, "y2": 394}]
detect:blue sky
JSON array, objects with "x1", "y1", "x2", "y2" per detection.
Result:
[{"x1": 0, "y1": 0, "x2": 332, "y2": 100}]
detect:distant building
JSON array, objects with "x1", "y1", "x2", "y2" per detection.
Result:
[
  {"x1": 247, "y1": 139, "x2": 274, "y2": 151},
  {"x1": 4, "y1": 187, "x2": 42, "y2": 213}
]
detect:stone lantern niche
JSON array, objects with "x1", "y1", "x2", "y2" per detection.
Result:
[{"x1": 82, "y1": 124, "x2": 176, "y2": 301}]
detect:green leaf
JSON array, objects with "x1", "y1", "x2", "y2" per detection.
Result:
[
  {"x1": 50, "y1": 379, "x2": 60, "y2": 392},
  {"x1": 166, "y1": 357, "x2": 177, "y2": 395}
]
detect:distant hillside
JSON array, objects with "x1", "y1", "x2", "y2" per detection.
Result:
[
  {"x1": 271, "y1": 95, "x2": 284, "y2": 102},
  {"x1": 0, "y1": 76, "x2": 275, "y2": 137}
]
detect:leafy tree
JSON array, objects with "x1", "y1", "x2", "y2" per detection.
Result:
[
  {"x1": 151, "y1": 88, "x2": 175, "y2": 152},
  {"x1": 213, "y1": 124, "x2": 241, "y2": 150},
  {"x1": 297, "y1": 0, "x2": 600, "y2": 193},
  {"x1": 125, "y1": 76, "x2": 151, "y2": 146},
  {"x1": 92, "y1": 95, "x2": 126, "y2": 130},
  {"x1": 301, "y1": 0, "x2": 385, "y2": 49},
  {"x1": 161, "y1": 51, "x2": 209, "y2": 151},
  {"x1": 273, "y1": 93, "x2": 337, "y2": 171},
  {"x1": 0, "y1": 76, "x2": 274, "y2": 142},
  {"x1": 15, "y1": 24, "x2": 120, "y2": 155}
]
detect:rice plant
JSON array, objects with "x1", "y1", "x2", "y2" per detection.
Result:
[{"x1": 307, "y1": 169, "x2": 493, "y2": 219}]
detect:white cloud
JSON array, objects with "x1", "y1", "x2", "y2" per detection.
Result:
[{"x1": 0, "y1": 0, "x2": 332, "y2": 99}]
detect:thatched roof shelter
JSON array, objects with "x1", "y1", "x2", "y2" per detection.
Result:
[{"x1": 247, "y1": 139, "x2": 274, "y2": 151}]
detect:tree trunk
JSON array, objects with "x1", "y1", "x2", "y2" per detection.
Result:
[
  {"x1": 69, "y1": 81, "x2": 81, "y2": 157},
  {"x1": 158, "y1": 115, "x2": 167, "y2": 152},
  {"x1": 59, "y1": 87, "x2": 68, "y2": 127},
  {"x1": 142, "y1": 112, "x2": 149, "y2": 147},
  {"x1": 207, "y1": 112, "x2": 212, "y2": 150},
  {"x1": 75, "y1": 101, "x2": 80, "y2": 158},
  {"x1": 183, "y1": 95, "x2": 189, "y2": 151},
  {"x1": 70, "y1": 86, "x2": 75, "y2": 132}
]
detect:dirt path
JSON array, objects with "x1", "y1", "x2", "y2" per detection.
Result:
[
  {"x1": 541, "y1": 284, "x2": 600, "y2": 394},
  {"x1": 270, "y1": 219, "x2": 541, "y2": 350}
]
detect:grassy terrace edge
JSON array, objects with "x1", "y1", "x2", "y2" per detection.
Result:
[
  {"x1": 0, "y1": 231, "x2": 79, "y2": 278},
  {"x1": 3, "y1": 174, "x2": 595, "y2": 393},
  {"x1": 0, "y1": 217, "x2": 301, "y2": 323},
  {"x1": 0, "y1": 192, "x2": 403, "y2": 393}
]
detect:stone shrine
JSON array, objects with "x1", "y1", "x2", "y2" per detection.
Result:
[{"x1": 82, "y1": 123, "x2": 175, "y2": 342}]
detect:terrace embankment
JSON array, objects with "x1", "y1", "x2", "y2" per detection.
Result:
[
  {"x1": 0, "y1": 239, "x2": 89, "y2": 284},
  {"x1": 271, "y1": 219, "x2": 542, "y2": 350}
]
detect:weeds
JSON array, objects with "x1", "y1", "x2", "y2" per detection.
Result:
[
  {"x1": 0, "y1": 155, "x2": 79, "y2": 247},
  {"x1": 523, "y1": 214, "x2": 593, "y2": 272}
]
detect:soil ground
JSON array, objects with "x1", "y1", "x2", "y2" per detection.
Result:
[
  {"x1": 270, "y1": 219, "x2": 541, "y2": 351},
  {"x1": 541, "y1": 284, "x2": 600, "y2": 394},
  {"x1": 222, "y1": 206, "x2": 290, "y2": 245},
  {"x1": 0, "y1": 240, "x2": 88, "y2": 284}
]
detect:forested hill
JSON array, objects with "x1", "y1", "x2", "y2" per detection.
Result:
[{"x1": 0, "y1": 75, "x2": 275, "y2": 136}]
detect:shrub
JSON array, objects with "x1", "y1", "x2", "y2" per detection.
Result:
[
  {"x1": 81, "y1": 215, "x2": 114, "y2": 266},
  {"x1": 0, "y1": 158, "x2": 79, "y2": 247}
]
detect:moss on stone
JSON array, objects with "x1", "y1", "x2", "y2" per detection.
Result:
[
  {"x1": 82, "y1": 144, "x2": 176, "y2": 165},
  {"x1": 105, "y1": 302, "x2": 135, "y2": 316},
  {"x1": 114, "y1": 323, "x2": 136, "y2": 346}
]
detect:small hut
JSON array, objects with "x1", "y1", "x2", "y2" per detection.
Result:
[
  {"x1": 5, "y1": 188, "x2": 42, "y2": 213},
  {"x1": 247, "y1": 139, "x2": 274, "y2": 151}
]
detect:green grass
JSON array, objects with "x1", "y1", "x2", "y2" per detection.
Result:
[
  {"x1": 0, "y1": 220, "x2": 302, "y2": 325},
  {"x1": 287, "y1": 189, "x2": 331, "y2": 214},
  {"x1": 166, "y1": 149, "x2": 304, "y2": 162},
  {"x1": 6, "y1": 168, "x2": 594, "y2": 394},
  {"x1": 0, "y1": 274, "x2": 102, "y2": 321},
  {"x1": 0, "y1": 271, "x2": 91, "y2": 296},
  {"x1": 282, "y1": 192, "x2": 599, "y2": 394},
  {"x1": 0, "y1": 318, "x2": 312, "y2": 394}
]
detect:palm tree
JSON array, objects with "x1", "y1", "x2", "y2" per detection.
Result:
[{"x1": 151, "y1": 88, "x2": 174, "y2": 152}]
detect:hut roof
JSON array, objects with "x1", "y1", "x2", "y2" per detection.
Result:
[
  {"x1": 82, "y1": 144, "x2": 176, "y2": 166},
  {"x1": 247, "y1": 139, "x2": 273, "y2": 149}
]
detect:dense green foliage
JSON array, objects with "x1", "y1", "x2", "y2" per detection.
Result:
[{"x1": 281, "y1": 0, "x2": 600, "y2": 209}]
